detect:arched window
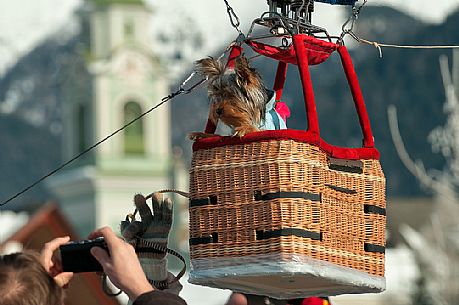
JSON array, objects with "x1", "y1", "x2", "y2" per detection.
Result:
[
  {"x1": 124, "y1": 101, "x2": 144, "y2": 155},
  {"x1": 124, "y1": 19, "x2": 135, "y2": 40}
]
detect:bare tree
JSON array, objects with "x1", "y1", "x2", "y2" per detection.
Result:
[{"x1": 388, "y1": 50, "x2": 459, "y2": 305}]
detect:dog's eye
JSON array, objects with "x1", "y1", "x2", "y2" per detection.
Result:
[{"x1": 216, "y1": 108, "x2": 224, "y2": 115}]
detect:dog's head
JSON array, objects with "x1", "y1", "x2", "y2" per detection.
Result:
[{"x1": 196, "y1": 56, "x2": 267, "y2": 129}]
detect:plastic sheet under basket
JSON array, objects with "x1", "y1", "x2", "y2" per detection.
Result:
[{"x1": 189, "y1": 253, "x2": 385, "y2": 299}]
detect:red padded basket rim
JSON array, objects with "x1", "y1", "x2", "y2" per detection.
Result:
[{"x1": 192, "y1": 129, "x2": 380, "y2": 160}]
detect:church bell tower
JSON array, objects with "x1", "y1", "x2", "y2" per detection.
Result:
[{"x1": 49, "y1": 0, "x2": 171, "y2": 235}]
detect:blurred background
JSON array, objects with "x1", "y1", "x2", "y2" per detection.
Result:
[{"x1": 1, "y1": 0, "x2": 459, "y2": 304}]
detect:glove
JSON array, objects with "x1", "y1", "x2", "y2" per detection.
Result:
[{"x1": 120, "y1": 193, "x2": 182, "y2": 295}]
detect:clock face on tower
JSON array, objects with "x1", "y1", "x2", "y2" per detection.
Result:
[{"x1": 113, "y1": 51, "x2": 152, "y2": 86}]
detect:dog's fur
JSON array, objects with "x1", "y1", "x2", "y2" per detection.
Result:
[{"x1": 189, "y1": 56, "x2": 269, "y2": 139}]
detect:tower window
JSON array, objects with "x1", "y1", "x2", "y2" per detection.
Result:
[
  {"x1": 124, "y1": 101, "x2": 144, "y2": 155},
  {"x1": 124, "y1": 19, "x2": 135, "y2": 40}
]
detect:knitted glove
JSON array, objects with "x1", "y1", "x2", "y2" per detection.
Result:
[{"x1": 120, "y1": 193, "x2": 182, "y2": 295}]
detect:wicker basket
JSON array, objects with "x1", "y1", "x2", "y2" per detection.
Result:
[{"x1": 188, "y1": 35, "x2": 386, "y2": 299}]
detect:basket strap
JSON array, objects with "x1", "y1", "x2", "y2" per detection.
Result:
[
  {"x1": 293, "y1": 34, "x2": 375, "y2": 148},
  {"x1": 337, "y1": 46, "x2": 375, "y2": 148},
  {"x1": 273, "y1": 61, "x2": 288, "y2": 101},
  {"x1": 204, "y1": 45, "x2": 243, "y2": 134},
  {"x1": 226, "y1": 45, "x2": 242, "y2": 69},
  {"x1": 293, "y1": 34, "x2": 320, "y2": 141},
  {"x1": 204, "y1": 117, "x2": 217, "y2": 134}
]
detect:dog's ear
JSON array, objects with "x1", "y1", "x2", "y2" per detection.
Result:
[
  {"x1": 234, "y1": 56, "x2": 262, "y2": 88},
  {"x1": 195, "y1": 57, "x2": 225, "y2": 79}
]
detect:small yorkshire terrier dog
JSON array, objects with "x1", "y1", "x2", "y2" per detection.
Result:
[{"x1": 189, "y1": 55, "x2": 287, "y2": 140}]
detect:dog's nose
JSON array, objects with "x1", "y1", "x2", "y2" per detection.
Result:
[{"x1": 216, "y1": 108, "x2": 223, "y2": 116}]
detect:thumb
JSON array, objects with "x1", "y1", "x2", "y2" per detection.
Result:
[
  {"x1": 54, "y1": 272, "x2": 74, "y2": 288},
  {"x1": 91, "y1": 247, "x2": 110, "y2": 269},
  {"x1": 121, "y1": 221, "x2": 143, "y2": 240}
]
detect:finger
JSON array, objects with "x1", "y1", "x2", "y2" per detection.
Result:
[
  {"x1": 51, "y1": 256, "x2": 64, "y2": 273},
  {"x1": 151, "y1": 192, "x2": 163, "y2": 221},
  {"x1": 41, "y1": 236, "x2": 71, "y2": 269},
  {"x1": 162, "y1": 198, "x2": 173, "y2": 227},
  {"x1": 54, "y1": 272, "x2": 74, "y2": 288},
  {"x1": 120, "y1": 220, "x2": 130, "y2": 236},
  {"x1": 42, "y1": 236, "x2": 71, "y2": 254},
  {"x1": 90, "y1": 246, "x2": 111, "y2": 269},
  {"x1": 49, "y1": 266, "x2": 60, "y2": 277},
  {"x1": 90, "y1": 227, "x2": 123, "y2": 253},
  {"x1": 121, "y1": 221, "x2": 143, "y2": 240},
  {"x1": 134, "y1": 194, "x2": 153, "y2": 226},
  {"x1": 87, "y1": 230, "x2": 102, "y2": 240}
]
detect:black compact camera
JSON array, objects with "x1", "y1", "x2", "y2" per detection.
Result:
[{"x1": 60, "y1": 237, "x2": 108, "y2": 273}]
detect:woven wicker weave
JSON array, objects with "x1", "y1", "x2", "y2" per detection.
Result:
[{"x1": 189, "y1": 139, "x2": 386, "y2": 279}]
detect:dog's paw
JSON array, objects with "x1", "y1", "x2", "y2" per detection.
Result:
[
  {"x1": 188, "y1": 132, "x2": 215, "y2": 141},
  {"x1": 233, "y1": 126, "x2": 258, "y2": 137}
]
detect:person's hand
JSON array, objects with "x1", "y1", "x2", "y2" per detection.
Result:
[
  {"x1": 88, "y1": 226, "x2": 154, "y2": 300},
  {"x1": 121, "y1": 193, "x2": 173, "y2": 259},
  {"x1": 40, "y1": 236, "x2": 74, "y2": 288},
  {"x1": 120, "y1": 192, "x2": 183, "y2": 295}
]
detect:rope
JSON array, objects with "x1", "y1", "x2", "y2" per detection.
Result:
[
  {"x1": 362, "y1": 38, "x2": 459, "y2": 50},
  {"x1": 338, "y1": 1, "x2": 459, "y2": 57},
  {"x1": 316, "y1": 0, "x2": 357, "y2": 4},
  {"x1": 150, "y1": 189, "x2": 190, "y2": 199},
  {"x1": 348, "y1": 31, "x2": 459, "y2": 58}
]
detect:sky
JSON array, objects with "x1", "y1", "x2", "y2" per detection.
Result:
[{"x1": 0, "y1": 0, "x2": 459, "y2": 76}]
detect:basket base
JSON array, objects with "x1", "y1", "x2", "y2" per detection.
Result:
[{"x1": 189, "y1": 254, "x2": 385, "y2": 299}]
